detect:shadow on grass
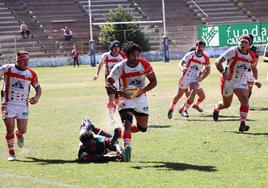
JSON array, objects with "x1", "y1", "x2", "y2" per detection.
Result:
[
  {"x1": 202, "y1": 114, "x2": 239, "y2": 118},
  {"x1": 149, "y1": 125, "x2": 171, "y2": 129},
  {"x1": 224, "y1": 131, "x2": 268, "y2": 136},
  {"x1": 131, "y1": 161, "x2": 217, "y2": 172},
  {"x1": 250, "y1": 107, "x2": 268, "y2": 111},
  {"x1": 16, "y1": 157, "x2": 79, "y2": 165}
]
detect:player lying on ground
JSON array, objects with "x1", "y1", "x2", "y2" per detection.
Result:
[
  {"x1": 0, "y1": 51, "x2": 42, "y2": 161},
  {"x1": 168, "y1": 40, "x2": 211, "y2": 119},
  {"x1": 78, "y1": 117, "x2": 123, "y2": 163},
  {"x1": 107, "y1": 41, "x2": 157, "y2": 162},
  {"x1": 213, "y1": 34, "x2": 261, "y2": 133},
  {"x1": 94, "y1": 41, "x2": 126, "y2": 128}
]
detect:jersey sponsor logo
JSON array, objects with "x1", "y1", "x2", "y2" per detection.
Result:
[
  {"x1": 190, "y1": 65, "x2": 199, "y2": 71},
  {"x1": 129, "y1": 80, "x2": 142, "y2": 86},
  {"x1": 12, "y1": 81, "x2": 24, "y2": 89}
]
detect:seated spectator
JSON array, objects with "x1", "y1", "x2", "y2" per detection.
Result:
[
  {"x1": 61, "y1": 26, "x2": 72, "y2": 41},
  {"x1": 20, "y1": 21, "x2": 30, "y2": 39}
]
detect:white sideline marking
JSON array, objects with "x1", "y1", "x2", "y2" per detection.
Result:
[{"x1": 0, "y1": 171, "x2": 81, "y2": 188}]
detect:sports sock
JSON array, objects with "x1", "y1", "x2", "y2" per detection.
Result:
[
  {"x1": 240, "y1": 106, "x2": 249, "y2": 123},
  {"x1": 6, "y1": 133, "x2": 15, "y2": 155}
]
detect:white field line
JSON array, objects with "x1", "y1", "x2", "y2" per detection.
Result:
[{"x1": 0, "y1": 171, "x2": 82, "y2": 188}]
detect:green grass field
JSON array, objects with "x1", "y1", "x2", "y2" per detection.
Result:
[{"x1": 0, "y1": 59, "x2": 267, "y2": 188}]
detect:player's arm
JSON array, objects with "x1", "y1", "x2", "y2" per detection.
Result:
[
  {"x1": 251, "y1": 63, "x2": 262, "y2": 88},
  {"x1": 215, "y1": 56, "x2": 229, "y2": 80},
  {"x1": 143, "y1": 72, "x2": 157, "y2": 94},
  {"x1": 29, "y1": 85, "x2": 41, "y2": 105},
  {"x1": 199, "y1": 66, "x2": 211, "y2": 82},
  {"x1": 93, "y1": 56, "x2": 105, "y2": 80},
  {"x1": 29, "y1": 73, "x2": 41, "y2": 105}
]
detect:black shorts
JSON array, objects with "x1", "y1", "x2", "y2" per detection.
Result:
[{"x1": 119, "y1": 108, "x2": 148, "y2": 123}]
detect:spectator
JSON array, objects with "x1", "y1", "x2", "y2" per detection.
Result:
[
  {"x1": 72, "y1": 46, "x2": 79, "y2": 67},
  {"x1": 61, "y1": 26, "x2": 72, "y2": 41},
  {"x1": 20, "y1": 21, "x2": 30, "y2": 39}
]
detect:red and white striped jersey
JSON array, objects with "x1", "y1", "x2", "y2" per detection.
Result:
[
  {"x1": 220, "y1": 47, "x2": 256, "y2": 81},
  {"x1": 0, "y1": 64, "x2": 40, "y2": 106},
  {"x1": 181, "y1": 51, "x2": 210, "y2": 80},
  {"x1": 108, "y1": 58, "x2": 153, "y2": 90},
  {"x1": 100, "y1": 51, "x2": 125, "y2": 79}
]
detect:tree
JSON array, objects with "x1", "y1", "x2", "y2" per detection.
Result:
[{"x1": 99, "y1": 7, "x2": 150, "y2": 51}]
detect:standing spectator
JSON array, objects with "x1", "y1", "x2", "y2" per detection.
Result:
[
  {"x1": 61, "y1": 26, "x2": 72, "y2": 41},
  {"x1": 72, "y1": 46, "x2": 79, "y2": 67},
  {"x1": 19, "y1": 21, "x2": 30, "y2": 39}
]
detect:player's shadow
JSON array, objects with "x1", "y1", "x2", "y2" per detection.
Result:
[
  {"x1": 131, "y1": 161, "x2": 217, "y2": 172},
  {"x1": 16, "y1": 157, "x2": 79, "y2": 165},
  {"x1": 149, "y1": 125, "x2": 171, "y2": 129},
  {"x1": 200, "y1": 115, "x2": 255, "y2": 122},
  {"x1": 224, "y1": 131, "x2": 268, "y2": 136},
  {"x1": 250, "y1": 107, "x2": 268, "y2": 111}
]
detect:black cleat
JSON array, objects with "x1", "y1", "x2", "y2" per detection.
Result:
[
  {"x1": 213, "y1": 110, "x2": 219, "y2": 121},
  {"x1": 111, "y1": 128, "x2": 120, "y2": 146},
  {"x1": 168, "y1": 110, "x2": 173, "y2": 119},
  {"x1": 239, "y1": 122, "x2": 250, "y2": 133}
]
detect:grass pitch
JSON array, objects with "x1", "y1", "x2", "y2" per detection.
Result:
[{"x1": 0, "y1": 59, "x2": 267, "y2": 188}]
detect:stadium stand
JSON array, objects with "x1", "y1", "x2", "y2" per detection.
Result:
[
  {"x1": 236, "y1": 0, "x2": 268, "y2": 22},
  {"x1": 133, "y1": 0, "x2": 201, "y2": 50},
  {"x1": 0, "y1": 0, "x2": 47, "y2": 58},
  {"x1": 1, "y1": 0, "x2": 268, "y2": 58},
  {"x1": 186, "y1": 0, "x2": 252, "y2": 25}
]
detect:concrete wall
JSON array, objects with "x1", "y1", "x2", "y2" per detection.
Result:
[{"x1": 0, "y1": 47, "x2": 265, "y2": 67}]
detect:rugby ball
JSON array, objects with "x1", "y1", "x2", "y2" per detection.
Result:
[{"x1": 124, "y1": 85, "x2": 140, "y2": 99}]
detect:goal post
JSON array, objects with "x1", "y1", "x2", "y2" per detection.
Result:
[{"x1": 87, "y1": 0, "x2": 169, "y2": 65}]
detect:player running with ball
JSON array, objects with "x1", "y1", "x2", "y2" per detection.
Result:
[
  {"x1": 213, "y1": 35, "x2": 261, "y2": 132},
  {"x1": 0, "y1": 51, "x2": 42, "y2": 161},
  {"x1": 107, "y1": 41, "x2": 157, "y2": 162}
]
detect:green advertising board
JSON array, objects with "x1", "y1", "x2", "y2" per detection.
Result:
[{"x1": 198, "y1": 22, "x2": 268, "y2": 47}]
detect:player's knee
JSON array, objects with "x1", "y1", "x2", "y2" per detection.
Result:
[{"x1": 137, "y1": 124, "x2": 147, "y2": 132}]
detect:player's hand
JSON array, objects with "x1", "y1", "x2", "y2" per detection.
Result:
[
  {"x1": 29, "y1": 96, "x2": 39, "y2": 105},
  {"x1": 93, "y1": 75, "x2": 98, "y2": 81},
  {"x1": 118, "y1": 90, "x2": 131, "y2": 99},
  {"x1": 255, "y1": 81, "x2": 262, "y2": 88}
]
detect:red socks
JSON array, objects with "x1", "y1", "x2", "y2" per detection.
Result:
[
  {"x1": 240, "y1": 106, "x2": 249, "y2": 123},
  {"x1": 122, "y1": 131, "x2": 131, "y2": 147},
  {"x1": 183, "y1": 99, "x2": 194, "y2": 112},
  {"x1": 6, "y1": 134, "x2": 15, "y2": 155}
]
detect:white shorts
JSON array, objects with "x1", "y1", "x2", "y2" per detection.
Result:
[
  {"x1": 222, "y1": 80, "x2": 248, "y2": 97},
  {"x1": 118, "y1": 94, "x2": 149, "y2": 115},
  {"x1": 3, "y1": 103, "x2": 29, "y2": 119},
  {"x1": 179, "y1": 77, "x2": 200, "y2": 90},
  {"x1": 246, "y1": 71, "x2": 254, "y2": 83}
]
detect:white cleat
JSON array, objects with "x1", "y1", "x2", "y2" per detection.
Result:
[
  {"x1": 8, "y1": 154, "x2": 16, "y2": 161},
  {"x1": 17, "y1": 136, "x2": 24, "y2": 148},
  {"x1": 180, "y1": 111, "x2": 189, "y2": 118}
]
